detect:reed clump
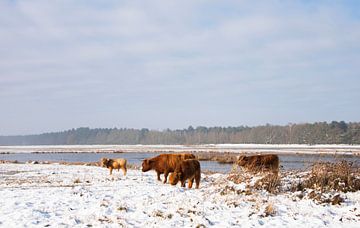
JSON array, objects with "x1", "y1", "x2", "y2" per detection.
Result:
[{"x1": 301, "y1": 161, "x2": 360, "y2": 192}]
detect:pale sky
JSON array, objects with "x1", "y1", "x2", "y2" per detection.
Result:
[{"x1": 1, "y1": 0, "x2": 360, "y2": 135}]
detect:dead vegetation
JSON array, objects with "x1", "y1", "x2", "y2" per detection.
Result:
[
  {"x1": 296, "y1": 161, "x2": 360, "y2": 193},
  {"x1": 227, "y1": 164, "x2": 281, "y2": 194},
  {"x1": 284, "y1": 161, "x2": 360, "y2": 205},
  {"x1": 226, "y1": 160, "x2": 359, "y2": 206},
  {"x1": 306, "y1": 191, "x2": 345, "y2": 205},
  {"x1": 227, "y1": 164, "x2": 249, "y2": 184},
  {"x1": 264, "y1": 203, "x2": 276, "y2": 217},
  {"x1": 0, "y1": 160, "x2": 19, "y2": 164},
  {"x1": 59, "y1": 161, "x2": 99, "y2": 166},
  {"x1": 254, "y1": 173, "x2": 281, "y2": 194},
  {"x1": 152, "y1": 210, "x2": 173, "y2": 219},
  {"x1": 117, "y1": 206, "x2": 128, "y2": 212}
]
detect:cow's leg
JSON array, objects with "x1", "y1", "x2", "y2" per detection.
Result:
[
  {"x1": 163, "y1": 171, "x2": 169, "y2": 184},
  {"x1": 188, "y1": 178, "x2": 194, "y2": 188},
  {"x1": 157, "y1": 171, "x2": 162, "y2": 181},
  {"x1": 122, "y1": 167, "x2": 127, "y2": 176},
  {"x1": 195, "y1": 172, "x2": 200, "y2": 189},
  {"x1": 109, "y1": 167, "x2": 113, "y2": 175},
  {"x1": 181, "y1": 180, "x2": 186, "y2": 187}
]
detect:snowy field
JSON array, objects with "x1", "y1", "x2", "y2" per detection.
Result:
[
  {"x1": 0, "y1": 163, "x2": 359, "y2": 227},
  {"x1": 1, "y1": 144, "x2": 360, "y2": 155}
]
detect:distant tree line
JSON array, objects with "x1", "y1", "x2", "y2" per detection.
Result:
[{"x1": 0, "y1": 121, "x2": 359, "y2": 145}]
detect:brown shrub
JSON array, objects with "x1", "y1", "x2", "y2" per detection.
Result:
[{"x1": 303, "y1": 161, "x2": 360, "y2": 192}]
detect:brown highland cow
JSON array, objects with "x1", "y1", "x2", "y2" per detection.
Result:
[
  {"x1": 169, "y1": 159, "x2": 201, "y2": 189},
  {"x1": 101, "y1": 157, "x2": 127, "y2": 176},
  {"x1": 236, "y1": 154, "x2": 279, "y2": 173},
  {"x1": 141, "y1": 153, "x2": 195, "y2": 183}
]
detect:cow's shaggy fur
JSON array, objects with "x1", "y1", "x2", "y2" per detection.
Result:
[
  {"x1": 236, "y1": 154, "x2": 279, "y2": 173},
  {"x1": 141, "y1": 153, "x2": 195, "y2": 183},
  {"x1": 169, "y1": 159, "x2": 201, "y2": 189}
]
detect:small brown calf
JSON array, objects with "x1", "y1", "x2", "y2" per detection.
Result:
[
  {"x1": 100, "y1": 157, "x2": 127, "y2": 176},
  {"x1": 169, "y1": 159, "x2": 201, "y2": 189}
]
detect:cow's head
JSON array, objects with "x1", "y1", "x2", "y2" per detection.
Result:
[
  {"x1": 169, "y1": 172, "x2": 181, "y2": 185},
  {"x1": 100, "y1": 158, "x2": 110, "y2": 167},
  {"x1": 141, "y1": 159, "x2": 154, "y2": 172}
]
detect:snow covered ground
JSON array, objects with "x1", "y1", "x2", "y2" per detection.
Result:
[
  {"x1": 1, "y1": 144, "x2": 360, "y2": 155},
  {"x1": 0, "y1": 163, "x2": 359, "y2": 227}
]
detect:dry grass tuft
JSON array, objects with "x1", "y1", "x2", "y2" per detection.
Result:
[
  {"x1": 254, "y1": 173, "x2": 281, "y2": 194},
  {"x1": 117, "y1": 206, "x2": 128, "y2": 212},
  {"x1": 227, "y1": 163, "x2": 281, "y2": 194},
  {"x1": 331, "y1": 194, "x2": 344, "y2": 205},
  {"x1": 264, "y1": 203, "x2": 276, "y2": 217},
  {"x1": 227, "y1": 164, "x2": 252, "y2": 184}
]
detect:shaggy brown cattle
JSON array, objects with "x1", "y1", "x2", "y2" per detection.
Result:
[
  {"x1": 169, "y1": 159, "x2": 201, "y2": 189},
  {"x1": 141, "y1": 153, "x2": 195, "y2": 183},
  {"x1": 236, "y1": 154, "x2": 279, "y2": 173},
  {"x1": 100, "y1": 157, "x2": 127, "y2": 176}
]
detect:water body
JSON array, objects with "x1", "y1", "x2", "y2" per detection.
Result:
[{"x1": 0, "y1": 152, "x2": 358, "y2": 173}]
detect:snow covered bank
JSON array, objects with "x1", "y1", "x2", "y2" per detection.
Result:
[
  {"x1": 0, "y1": 164, "x2": 359, "y2": 227},
  {"x1": 1, "y1": 144, "x2": 360, "y2": 155}
]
